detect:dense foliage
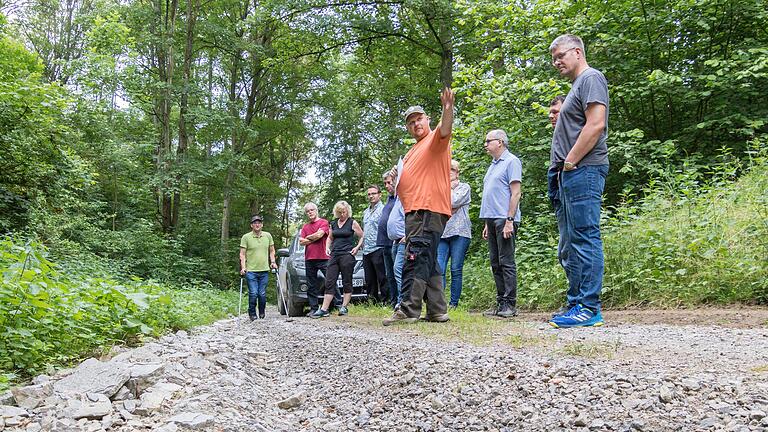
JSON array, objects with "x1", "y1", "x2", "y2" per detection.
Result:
[
  {"x1": 0, "y1": 237, "x2": 239, "y2": 385},
  {"x1": 459, "y1": 145, "x2": 768, "y2": 310}
]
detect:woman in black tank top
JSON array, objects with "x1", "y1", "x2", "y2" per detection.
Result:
[{"x1": 310, "y1": 200, "x2": 363, "y2": 319}]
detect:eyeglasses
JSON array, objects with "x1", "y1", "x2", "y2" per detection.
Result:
[
  {"x1": 551, "y1": 47, "x2": 576, "y2": 64},
  {"x1": 367, "y1": 192, "x2": 380, "y2": 196},
  {"x1": 484, "y1": 138, "x2": 500, "y2": 144}
]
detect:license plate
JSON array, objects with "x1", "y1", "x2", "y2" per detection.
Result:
[{"x1": 337, "y1": 279, "x2": 364, "y2": 288}]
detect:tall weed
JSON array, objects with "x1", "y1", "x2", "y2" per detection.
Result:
[{"x1": 460, "y1": 143, "x2": 768, "y2": 310}]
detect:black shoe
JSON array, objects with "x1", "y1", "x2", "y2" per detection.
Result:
[
  {"x1": 249, "y1": 315, "x2": 256, "y2": 322},
  {"x1": 259, "y1": 312, "x2": 265, "y2": 319},
  {"x1": 497, "y1": 304, "x2": 518, "y2": 318},
  {"x1": 306, "y1": 309, "x2": 317, "y2": 317},
  {"x1": 482, "y1": 305, "x2": 499, "y2": 317}
]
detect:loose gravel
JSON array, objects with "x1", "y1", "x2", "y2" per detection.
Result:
[{"x1": 5, "y1": 309, "x2": 768, "y2": 431}]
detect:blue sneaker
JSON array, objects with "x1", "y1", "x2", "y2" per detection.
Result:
[
  {"x1": 310, "y1": 309, "x2": 330, "y2": 319},
  {"x1": 548, "y1": 304, "x2": 604, "y2": 328}
]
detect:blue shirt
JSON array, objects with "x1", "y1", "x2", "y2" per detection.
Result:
[
  {"x1": 480, "y1": 149, "x2": 522, "y2": 221},
  {"x1": 362, "y1": 201, "x2": 384, "y2": 254},
  {"x1": 377, "y1": 195, "x2": 396, "y2": 247},
  {"x1": 386, "y1": 198, "x2": 405, "y2": 241}
]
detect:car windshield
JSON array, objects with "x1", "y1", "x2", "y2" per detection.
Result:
[{"x1": 294, "y1": 234, "x2": 305, "y2": 254}]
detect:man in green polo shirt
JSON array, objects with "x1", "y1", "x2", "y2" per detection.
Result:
[{"x1": 239, "y1": 215, "x2": 277, "y2": 320}]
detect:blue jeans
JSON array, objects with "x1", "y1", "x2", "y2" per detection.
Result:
[
  {"x1": 547, "y1": 165, "x2": 608, "y2": 311},
  {"x1": 245, "y1": 271, "x2": 269, "y2": 317},
  {"x1": 437, "y1": 235, "x2": 471, "y2": 306},
  {"x1": 391, "y1": 242, "x2": 406, "y2": 304},
  {"x1": 382, "y1": 245, "x2": 398, "y2": 307}
]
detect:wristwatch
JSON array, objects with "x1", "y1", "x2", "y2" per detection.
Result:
[
  {"x1": 506, "y1": 216, "x2": 515, "y2": 222},
  {"x1": 564, "y1": 161, "x2": 576, "y2": 170}
]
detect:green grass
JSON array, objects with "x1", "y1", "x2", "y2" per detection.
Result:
[{"x1": 349, "y1": 304, "x2": 553, "y2": 347}]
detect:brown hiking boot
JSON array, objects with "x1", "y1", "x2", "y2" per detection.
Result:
[
  {"x1": 383, "y1": 309, "x2": 418, "y2": 326},
  {"x1": 424, "y1": 313, "x2": 450, "y2": 323}
]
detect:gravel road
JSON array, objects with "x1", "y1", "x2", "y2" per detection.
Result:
[{"x1": 5, "y1": 308, "x2": 768, "y2": 432}]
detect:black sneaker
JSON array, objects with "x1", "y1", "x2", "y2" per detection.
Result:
[
  {"x1": 259, "y1": 312, "x2": 265, "y2": 320},
  {"x1": 310, "y1": 309, "x2": 330, "y2": 319},
  {"x1": 497, "y1": 305, "x2": 518, "y2": 318},
  {"x1": 306, "y1": 309, "x2": 317, "y2": 317},
  {"x1": 249, "y1": 315, "x2": 256, "y2": 322},
  {"x1": 482, "y1": 305, "x2": 499, "y2": 317},
  {"x1": 338, "y1": 306, "x2": 348, "y2": 316}
]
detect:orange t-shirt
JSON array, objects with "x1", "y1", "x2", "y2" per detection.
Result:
[{"x1": 397, "y1": 128, "x2": 452, "y2": 216}]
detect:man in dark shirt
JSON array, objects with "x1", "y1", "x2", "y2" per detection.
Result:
[{"x1": 378, "y1": 172, "x2": 399, "y2": 308}]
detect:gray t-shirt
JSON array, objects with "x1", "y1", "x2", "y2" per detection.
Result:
[{"x1": 550, "y1": 67, "x2": 610, "y2": 168}]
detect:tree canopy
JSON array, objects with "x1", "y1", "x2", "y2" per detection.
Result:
[{"x1": 1, "y1": 0, "x2": 766, "y2": 285}]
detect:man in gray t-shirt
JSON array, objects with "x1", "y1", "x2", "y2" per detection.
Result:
[{"x1": 547, "y1": 34, "x2": 610, "y2": 329}]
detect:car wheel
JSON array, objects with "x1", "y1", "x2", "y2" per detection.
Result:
[
  {"x1": 277, "y1": 285, "x2": 287, "y2": 316},
  {"x1": 281, "y1": 274, "x2": 304, "y2": 317}
]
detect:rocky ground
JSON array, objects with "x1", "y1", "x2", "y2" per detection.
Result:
[{"x1": 2, "y1": 308, "x2": 767, "y2": 432}]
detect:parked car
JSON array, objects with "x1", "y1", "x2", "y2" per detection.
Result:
[{"x1": 276, "y1": 232, "x2": 367, "y2": 317}]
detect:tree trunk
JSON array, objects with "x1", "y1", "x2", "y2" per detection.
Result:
[
  {"x1": 174, "y1": 0, "x2": 199, "y2": 230},
  {"x1": 154, "y1": 0, "x2": 179, "y2": 234},
  {"x1": 220, "y1": 52, "x2": 241, "y2": 253}
]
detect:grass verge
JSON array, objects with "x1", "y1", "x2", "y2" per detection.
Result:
[{"x1": 348, "y1": 304, "x2": 556, "y2": 348}]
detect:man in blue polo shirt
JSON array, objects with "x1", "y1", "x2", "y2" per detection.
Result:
[{"x1": 480, "y1": 129, "x2": 522, "y2": 319}]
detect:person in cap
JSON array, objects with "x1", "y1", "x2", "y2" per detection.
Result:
[
  {"x1": 239, "y1": 215, "x2": 277, "y2": 320},
  {"x1": 383, "y1": 87, "x2": 455, "y2": 326}
]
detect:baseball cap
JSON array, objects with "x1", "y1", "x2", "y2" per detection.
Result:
[
  {"x1": 250, "y1": 215, "x2": 263, "y2": 223},
  {"x1": 403, "y1": 105, "x2": 426, "y2": 123}
]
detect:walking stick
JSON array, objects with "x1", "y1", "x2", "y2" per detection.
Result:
[{"x1": 238, "y1": 276, "x2": 244, "y2": 322}]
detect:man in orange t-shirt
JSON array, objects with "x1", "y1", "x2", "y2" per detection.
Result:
[{"x1": 383, "y1": 87, "x2": 455, "y2": 326}]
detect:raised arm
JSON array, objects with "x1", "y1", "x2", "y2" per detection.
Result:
[{"x1": 437, "y1": 87, "x2": 455, "y2": 139}]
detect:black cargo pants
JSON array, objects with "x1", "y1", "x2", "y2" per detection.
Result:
[{"x1": 398, "y1": 210, "x2": 449, "y2": 318}]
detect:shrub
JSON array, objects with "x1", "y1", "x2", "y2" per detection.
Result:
[{"x1": 0, "y1": 237, "x2": 239, "y2": 385}]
